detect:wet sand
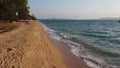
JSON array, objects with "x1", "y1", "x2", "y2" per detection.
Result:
[{"x1": 50, "y1": 37, "x2": 90, "y2": 68}]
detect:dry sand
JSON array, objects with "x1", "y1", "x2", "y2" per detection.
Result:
[{"x1": 0, "y1": 22, "x2": 66, "y2": 68}]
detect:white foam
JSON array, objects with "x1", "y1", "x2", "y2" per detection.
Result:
[
  {"x1": 40, "y1": 23, "x2": 55, "y2": 33},
  {"x1": 40, "y1": 23, "x2": 62, "y2": 41},
  {"x1": 60, "y1": 33, "x2": 68, "y2": 39},
  {"x1": 84, "y1": 59, "x2": 102, "y2": 68},
  {"x1": 61, "y1": 39, "x2": 105, "y2": 68}
]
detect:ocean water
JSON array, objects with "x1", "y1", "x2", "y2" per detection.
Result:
[{"x1": 40, "y1": 20, "x2": 120, "y2": 68}]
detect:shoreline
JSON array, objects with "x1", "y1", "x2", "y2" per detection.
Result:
[
  {"x1": 40, "y1": 22, "x2": 90, "y2": 68},
  {"x1": 50, "y1": 38, "x2": 90, "y2": 68}
]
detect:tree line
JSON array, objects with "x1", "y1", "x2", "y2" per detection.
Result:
[{"x1": 0, "y1": 0, "x2": 36, "y2": 22}]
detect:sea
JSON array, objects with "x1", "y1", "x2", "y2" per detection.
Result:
[{"x1": 39, "y1": 20, "x2": 120, "y2": 68}]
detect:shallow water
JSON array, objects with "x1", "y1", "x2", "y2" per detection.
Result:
[{"x1": 40, "y1": 20, "x2": 120, "y2": 68}]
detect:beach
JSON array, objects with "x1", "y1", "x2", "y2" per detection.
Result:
[
  {"x1": 40, "y1": 21, "x2": 90, "y2": 68},
  {"x1": 0, "y1": 22, "x2": 67, "y2": 68},
  {"x1": 0, "y1": 21, "x2": 91, "y2": 68},
  {"x1": 1, "y1": 0, "x2": 120, "y2": 68}
]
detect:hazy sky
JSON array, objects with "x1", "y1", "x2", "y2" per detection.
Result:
[{"x1": 29, "y1": 0, "x2": 120, "y2": 19}]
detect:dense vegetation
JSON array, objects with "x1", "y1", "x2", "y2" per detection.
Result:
[{"x1": 0, "y1": 0, "x2": 36, "y2": 22}]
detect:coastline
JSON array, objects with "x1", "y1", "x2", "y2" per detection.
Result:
[
  {"x1": 40, "y1": 20, "x2": 120, "y2": 68},
  {"x1": 40, "y1": 22, "x2": 90, "y2": 68},
  {"x1": 50, "y1": 38, "x2": 90, "y2": 68},
  {"x1": 0, "y1": 22, "x2": 66, "y2": 68}
]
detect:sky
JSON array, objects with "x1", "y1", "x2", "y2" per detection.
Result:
[{"x1": 29, "y1": 0, "x2": 120, "y2": 19}]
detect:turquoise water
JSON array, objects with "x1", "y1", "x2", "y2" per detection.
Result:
[{"x1": 40, "y1": 20, "x2": 120, "y2": 68}]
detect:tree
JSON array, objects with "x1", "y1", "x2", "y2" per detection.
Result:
[
  {"x1": 0, "y1": 0, "x2": 16, "y2": 22},
  {"x1": 0, "y1": 0, "x2": 36, "y2": 22},
  {"x1": 15, "y1": 0, "x2": 30, "y2": 19}
]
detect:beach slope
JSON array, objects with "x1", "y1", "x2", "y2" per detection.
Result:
[{"x1": 0, "y1": 22, "x2": 66, "y2": 68}]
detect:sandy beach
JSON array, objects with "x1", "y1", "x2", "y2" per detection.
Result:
[
  {"x1": 0, "y1": 22, "x2": 66, "y2": 68},
  {"x1": 1, "y1": 0, "x2": 120, "y2": 67},
  {"x1": 0, "y1": 21, "x2": 89, "y2": 68}
]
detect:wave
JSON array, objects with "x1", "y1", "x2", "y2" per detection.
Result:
[
  {"x1": 108, "y1": 39, "x2": 120, "y2": 44},
  {"x1": 66, "y1": 37, "x2": 120, "y2": 58},
  {"x1": 81, "y1": 32, "x2": 118, "y2": 39},
  {"x1": 84, "y1": 31, "x2": 109, "y2": 34}
]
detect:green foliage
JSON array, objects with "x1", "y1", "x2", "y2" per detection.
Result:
[{"x1": 0, "y1": 0, "x2": 36, "y2": 22}]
